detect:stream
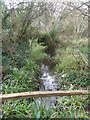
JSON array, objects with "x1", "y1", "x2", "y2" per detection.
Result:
[
  {"x1": 34, "y1": 64, "x2": 58, "y2": 107},
  {"x1": 40, "y1": 64, "x2": 57, "y2": 91}
]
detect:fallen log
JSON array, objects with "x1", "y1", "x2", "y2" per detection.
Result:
[{"x1": 0, "y1": 90, "x2": 90, "y2": 102}]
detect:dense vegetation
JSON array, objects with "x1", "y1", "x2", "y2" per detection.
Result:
[{"x1": 1, "y1": 0, "x2": 90, "y2": 119}]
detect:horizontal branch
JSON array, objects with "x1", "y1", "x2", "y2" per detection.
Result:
[{"x1": 0, "y1": 90, "x2": 90, "y2": 102}]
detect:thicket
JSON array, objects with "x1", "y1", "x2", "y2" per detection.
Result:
[{"x1": 1, "y1": 0, "x2": 90, "y2": 119}]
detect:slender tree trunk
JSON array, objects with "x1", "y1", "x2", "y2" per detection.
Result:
[
  {"x1": 88, "y1": 1, "x2": 90, "y2": 39},
  {"x1": 88, "y1": 1, "x2": 90, "y2": 85},
  {"x1": 88, "y1": 1, "x2": 90, "y2": 113},
  {"x1": 0, "y1": 2, "x2": 2, "y2": 118}
]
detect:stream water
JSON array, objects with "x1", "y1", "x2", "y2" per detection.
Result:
[
  {"x1": 34, "y1": 64, "x2": 58, "y2": 107},
  {"x1": 40, "y1": 64, "x2": 57, "y2": 91}
]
